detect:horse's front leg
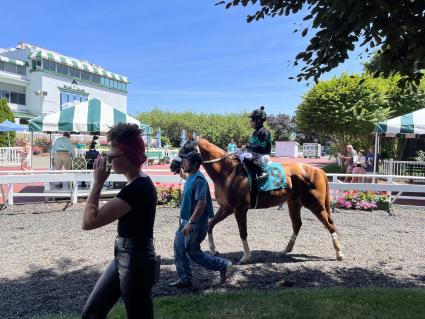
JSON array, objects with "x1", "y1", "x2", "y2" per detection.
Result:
[
  {"x1": 208, "y1": 206, "x2": 233, "y2": 255},
  {"x1": 234, "y1": 208, "x2": 251, "y2": 263}
]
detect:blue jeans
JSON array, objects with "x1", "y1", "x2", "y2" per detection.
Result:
[
  {"x1": 173, "y1": 220, "x2": 228, "y2": 283},
  {"x1": 82, "y1": 237, "x2": 156, "y2": 319}
]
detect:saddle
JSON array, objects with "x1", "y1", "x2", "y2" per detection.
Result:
[{"x1": 244, "y1": 162, "x2": 287, "y2": 209}]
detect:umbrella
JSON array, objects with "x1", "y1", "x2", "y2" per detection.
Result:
[
  {"x1": 180, "y1": 129, "x2": 187, "y2": 147},
  {"x1": 28, "y1": 98, "x2": 147, "y2": 133},
  {"x1": 156, "y1": 128, "x2": 162, "y2": 148},
  {"x1": 0, "y1": 120, "x2": 28, "y2": 146}
]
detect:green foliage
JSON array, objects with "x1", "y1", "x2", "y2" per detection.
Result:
[
  {"x1": 0, "y1": 98, "x2": 16, "y2": 146},
  {"x1": 267, "y1": 113, "x2": 295, "y2": 141},
  {"x1": 415, "y1": 150, "x2": 425, "y2": 162},
  {"x1": 295, "y1": 73, "x2": 394, "y2": 152},
  {"x1": 221, "y1": 1, "x2": 425, "y2": 86},
  {"x1": 138, "y1": 108, "x2": 252, "y2": 148},
  {"x1": 321, "y1": 163, "x2": 345, "y2": 174}
]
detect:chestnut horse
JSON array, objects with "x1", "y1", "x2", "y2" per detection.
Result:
[{"x1": 172, "y1": 138, "x2": 343, "y2": 263}]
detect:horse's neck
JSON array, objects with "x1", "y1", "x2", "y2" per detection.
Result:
[{"x1": 198, "y1": 138, "x2": 236, "y2": 183}]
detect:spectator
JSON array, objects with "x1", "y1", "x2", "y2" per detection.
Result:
[
  {"x1": 85, "y1": 137, "x2": 100, "y2": 170},
  {"x1": 365, "y1": 146, "x2": 382, "y2": 182},
  {"x1": 81, "y1": 123, "x2": 159, "y2": 319},
  {"x1": 338, "y1": 144, "x2": 357, "y2": 182},
  {"x1": 51, "y1": 132, "x2": 75, "y2": 170},
  {"x1": 352, "y1": 150, "x2": 367, "y2": 183},
  {"x1": 227, "y1": 139, "x2": 236, "y2": 154},
  {"x1": 19, "y1": 140, "x2": 30, "y2": 170}
]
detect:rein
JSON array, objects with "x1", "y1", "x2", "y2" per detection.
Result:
[{"x1": 194, "y1": 137, "x2": 231, "y2": 164}]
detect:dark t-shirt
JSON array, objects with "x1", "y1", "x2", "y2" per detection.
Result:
[{"x1": 116, "y1": 174, "x2": 157, "y2": 238}]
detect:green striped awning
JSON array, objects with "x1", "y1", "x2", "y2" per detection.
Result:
[
  {"x1": 28, "y1": 98, "x2": 148, "y2": 133},
  {"x1": 28, "y1": 50, "x2": 128, "y2": 83},
  {"x1": 0, "y1": 56, "x2": 26, "y2": 66},
  {"x1": 374, "y1": 108, "x2": 425, "y2": 138}
]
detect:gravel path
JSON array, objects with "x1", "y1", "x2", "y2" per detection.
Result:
[{"x1": 1, "y1": 202, "x2": 424, "y2": 318}]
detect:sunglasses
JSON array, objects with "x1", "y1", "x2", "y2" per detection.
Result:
[{"x1": 105, "y1": 153, "x2": 125, "y2": 163}]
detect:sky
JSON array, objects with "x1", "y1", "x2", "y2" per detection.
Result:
[{"x1": 1, "y1": 0, "x2": 365, "y2": 116}]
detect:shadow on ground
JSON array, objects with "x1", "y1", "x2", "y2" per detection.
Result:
[{"x1": 1, "y1": 253, "x2": 424, "y2": 319}]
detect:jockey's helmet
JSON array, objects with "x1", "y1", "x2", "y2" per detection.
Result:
[{"x1": 249, "y1": 106, "x2": 267, "y2": 122}]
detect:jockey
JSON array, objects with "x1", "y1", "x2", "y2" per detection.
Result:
[{"x1": 237, "y1": 106, "x2": 272, "y2": 181}]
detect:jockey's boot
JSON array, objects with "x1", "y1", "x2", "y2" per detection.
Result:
[{"x1": 244, "y1": 158, "x2": 268, "y2": 182}]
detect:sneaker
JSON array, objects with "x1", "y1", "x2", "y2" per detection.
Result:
[
  {"x1": 256, "y1": 172, "x2": 268, "y2": 182},
  {"x1": 169, "y1": 279, "x2": 192, "y2": 288},
  {"x1": 219, "y1": 261, "x2": 233, "y2": 284}
]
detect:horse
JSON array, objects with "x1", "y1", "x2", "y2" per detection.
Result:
[{"x1": 171, "y1": 138, "x2": 343, "y2": 263}]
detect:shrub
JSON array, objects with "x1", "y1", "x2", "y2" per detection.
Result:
[
  {"x1": 322, "y1": 163, "x2": 345, "y2": 173},
  {"x1": 155, "y1": 183, "x2": 181, "y2": 206},
  {"x1": 333, "y1": 191, "x2": 388, "y2": 211}
]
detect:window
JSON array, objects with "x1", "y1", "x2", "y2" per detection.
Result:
[
  {"x1": 0, "y1": 61, "x2": 4, "y2": 71},
  {"x1": 36, "y1": 60, "x2": 42, "y2": 67},
  {"x1": 92, "y1": 74, "x2": 101, "y2": 83},
  {"x1": 49, "y1": 61, "x2": 57, "y2": 72},
  {"x1": 17, "y1": 93, "x2": 26, "y2": 105},
  {"x1": 43, "y1": 59, "x2": 50, "y2": 70},
  {"x1": 5, "y1": 62, "x2": 16, "y2": 73},
  {"x1": 17, "y1": 65, "x2": 26, "y2": 75},
  {"x1": 81, "y1": 70, "x2": 91, "y2": 81},
  {"x1": 10, "y1": 92, "x2": 18, "y2": 104},
  {"x1": 70, "y1": 67, "x2": 80, "y2": 78}
]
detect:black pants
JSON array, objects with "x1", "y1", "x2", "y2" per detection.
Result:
[{"x1": 82, "y1": 237, "x2": 156, "y2": 319}]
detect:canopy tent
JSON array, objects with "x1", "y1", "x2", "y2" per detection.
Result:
[
  {"x1": 374, "y1": 108, "x2": 425, "y2": 138},
  {"x1": 0, "y1": 120, "x2": 28, "y2": 146},
  {"x1": 28, "y1": 98, "x2": 150, "y2": 134},
  {"x1": 372, "y1": 108, "x2": 425, "y2": 174}
]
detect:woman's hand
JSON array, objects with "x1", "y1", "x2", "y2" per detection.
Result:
[{"x1": 93, "y1": 156, "x2": 111, "y2": 186}]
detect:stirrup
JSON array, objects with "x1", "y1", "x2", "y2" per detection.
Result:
[{"x1": 256, "y1": 173, "x2": 268, "y2": 182}]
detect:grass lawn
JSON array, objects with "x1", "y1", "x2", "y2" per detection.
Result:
[{"x1": 34, "y1": 288, "x2": 425, "y2": 319}]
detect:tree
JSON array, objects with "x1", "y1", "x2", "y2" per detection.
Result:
[
  {"x1": 266, "y1": 113, "x2": 295, "y2": 141},
  {"x1": 0, "y1": 98, "x2": 16, "y2": 147},
  {"x1": 295, "y1": 74, "x2": 394, "y2": 152},
  {"x1": 220, "y1": 0, "x2": 425, "y2": 85}
]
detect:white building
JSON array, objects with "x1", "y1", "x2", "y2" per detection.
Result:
[{"x1": 0, "y1": 42, "x2": 129, "y2": 124}]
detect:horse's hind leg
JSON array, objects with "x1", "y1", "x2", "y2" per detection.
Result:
[
  {"x1": 302, "y1": 195, "x2": 343, "y2": 261},
  {"x1": 234, "y1": 208, "x2": 251, "y2": 263},
  {"x1": 283, "y1": 198, "x2": 302, "y2": 254},
  {"x1": 208, "y1": 206, "x2": 233, "y2": 255}
]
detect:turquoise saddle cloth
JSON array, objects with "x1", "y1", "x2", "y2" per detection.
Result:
[{"x1": 247, "y1": 162, "x2": 287, "y2": 192}]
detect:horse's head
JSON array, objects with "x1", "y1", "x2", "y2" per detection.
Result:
[{"x1": 169, "y1": 140, "x2": 198, "y2": 174}]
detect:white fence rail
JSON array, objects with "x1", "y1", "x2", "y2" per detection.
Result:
[
  {"x1": 1, "y1": 171, "x2": 424, "y2": 208},
  {"x1": 381, "y1": 160, "x2": 425, "y2": 178},
  {"x1": 0, "y1": 147, "x2": 22, "y2": 166}
]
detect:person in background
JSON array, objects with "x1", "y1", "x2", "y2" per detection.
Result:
[
  {"x1": 51, "y1": 132, "x2": 75, "y2": 170},
  {"x1": 19, "y1": 139, "x2": 30, "y2": 170},
  {"x1": 169, "y1": 151, "x2": 233, "y2": 288},
  {"x1": 365, "y1": 146, "x2": 382, "y2": 183},
  {"x1": 338, "y1": 144, "x2": 357, "y2": 183},
  {"x1": 352, "y1": 150, "x2": 367, "y2": 183},
  {"x1": 227, "y1": 139, "x2": 236, "y2": 154},
  {"x1": 85, "y1": 136, "x2": 100, "y2": 170},
  {"x1": 81, "y1": 123, "x2": 158, "y2": 319}
]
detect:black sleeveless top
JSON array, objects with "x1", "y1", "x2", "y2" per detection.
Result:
[{"x1": 116, "y1": 175, "x2": 157, "y2": 239}]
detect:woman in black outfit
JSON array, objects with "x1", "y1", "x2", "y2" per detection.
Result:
[{"x1": 81, "y1": 123, "x2": 157, "y2": 319}]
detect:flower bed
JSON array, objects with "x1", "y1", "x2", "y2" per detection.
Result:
[
  {"x1": 155, "y1": 182, "x2": 181, "y2": 206},
  {"x1": 333, "y1": 191, "x2": 389, "y2": 211}
]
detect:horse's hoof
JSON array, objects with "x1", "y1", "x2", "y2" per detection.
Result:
[
  {"x1": 336, "y1": 253, "x2": 344, "y2": 261},
  {"x1": 238, "y1": 255, "x2": 251, "y2": 264},
  {"x1": 282, "y1": 248, "x2": 292, "y2": 254}
]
